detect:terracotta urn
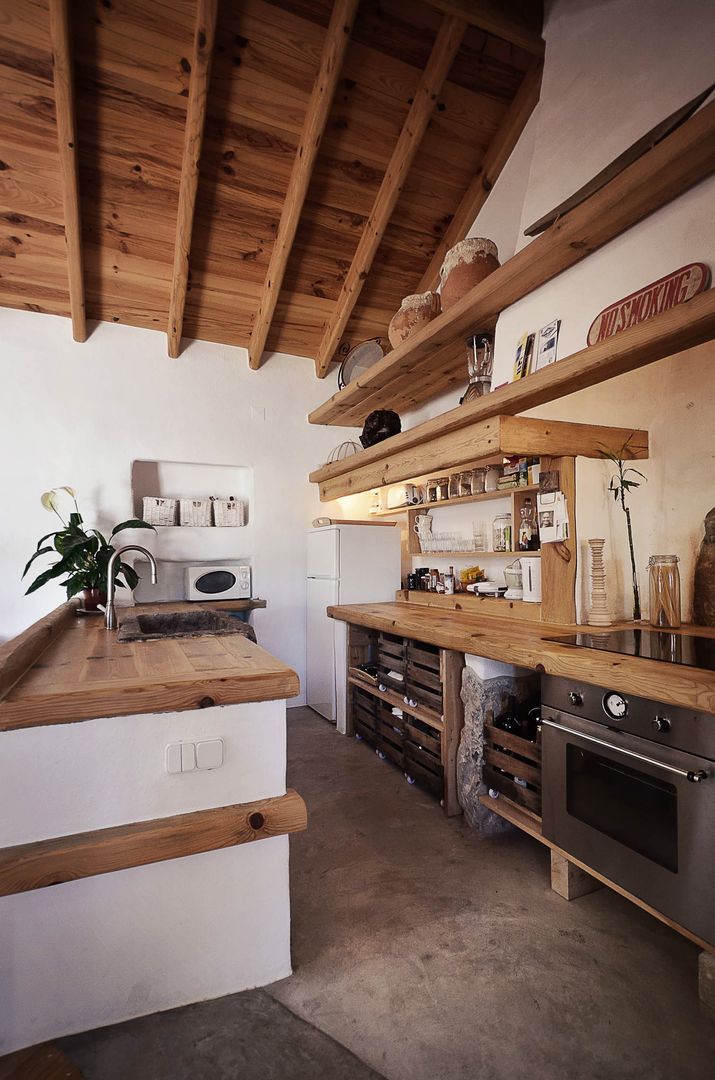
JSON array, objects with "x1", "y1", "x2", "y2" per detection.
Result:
[
  {"x1": 439, "y1": 238, "x2": 500, "y2": 310},
  {"x1": 387, "y1": 291, "x2": 441, "y2": 348}
]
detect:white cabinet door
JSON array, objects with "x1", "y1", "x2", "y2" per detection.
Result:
[
  {"x1": 307, "y1": 527, "x2": 339, "y2": 579},
  {"x1": 306, "y1": 577, "x2": 339, "y2": 722}
]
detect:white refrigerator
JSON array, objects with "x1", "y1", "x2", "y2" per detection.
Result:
[{"x1": 306, "y1": 524, "x2": 402, "y2": 734}]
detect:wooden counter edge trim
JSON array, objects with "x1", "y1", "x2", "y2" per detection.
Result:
[
  {"x1": 0, "y1": 668, "x2": 301, "y2": 732},
  {"x1": 0, "y1": 789, "x2": 307, "y2": 897},
  {"x1": 0, "y1": 603, "x2": 76, "y2": 703},
  {"x1": 478, "y1": 794, "x2": 715, "y2": 955}
]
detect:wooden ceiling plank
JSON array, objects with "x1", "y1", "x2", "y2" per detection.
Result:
[
  {"x1": 313, "y1": 13, "x2": 468, "y2": 378},
  {"x1": 425, "y1": 0, "x2": 545, "y2": 56},
  {"x1": 416, "y1": 57, "x2": 542, "y2": 293},
  {"x1": 166, "y1": 0, "x2": 218, "y2": 359},
  {"x1": 248, "y1": 0, "x2": 359, "y2": 370},
  {"x1": 48, "y1": 0, "x2": 86, "y2": 342}
]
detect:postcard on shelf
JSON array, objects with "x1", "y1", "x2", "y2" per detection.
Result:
[
  {"x1": 537, "y1": 490, "x2": 569, "y2": 543},
  {"x1": 533, "y1": 319, "x2": 561, "y2": 372},
  {"x1": 512, "y1": 332, "x2": 535, "y2": 381}
]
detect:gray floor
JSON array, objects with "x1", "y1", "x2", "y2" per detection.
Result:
[{"x1": 63, "y1": 707, "x2": 714, "y2": 1079}]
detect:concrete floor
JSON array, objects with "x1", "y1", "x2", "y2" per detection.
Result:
[{"x1": 61, "y1": 706, "x2": 714, "y2": 1079}]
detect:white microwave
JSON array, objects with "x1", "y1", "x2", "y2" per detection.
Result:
[{"x1": 186, "y1": 564, "x2": 251, "y2": 601}]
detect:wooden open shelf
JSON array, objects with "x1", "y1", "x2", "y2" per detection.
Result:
[
  {"x1": 372, "y1": 483, "x2": 538, "y2": 516},
  {"x1": 309, "y1": 101, "x2": 715, "y2": 424},
  {"x1": 312, "y1": 415, "x2": 647, "y2": 502}
]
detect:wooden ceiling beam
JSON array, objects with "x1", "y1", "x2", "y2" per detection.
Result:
[
  {"x1": 313, "y1": 14, "x2": 468, "y2": 379},
  {"x1": 425, "y1": 0, "x2": 545, "y2": 56},
  {"x1": 249, "y1": 0, "x2": 360, "y2": 371},
  {"x1": 416, "y1": 57, "x2": 542, "y2": 293},
  {"x1": 48, "y1": 0, "x2": 86, "y2": 342},
  {"x1": 167, "y1": 0, "x2": 218, "y2": 359}
]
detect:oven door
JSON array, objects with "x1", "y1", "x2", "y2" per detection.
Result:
[{"x1": 541, "y1": 709, "x2": 715, "y2": 945}]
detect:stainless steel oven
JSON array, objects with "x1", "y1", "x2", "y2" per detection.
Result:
[{"x1": 541, "y1": 675, "x2": 715, "y2": 945}]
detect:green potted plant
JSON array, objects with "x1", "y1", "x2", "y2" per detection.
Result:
[
  {"x1": 23, "y1": 486, "x2": 155, "y2": 610},
  {"x1": 600, "y1": 438, "x2": 647, "y2": 621}
]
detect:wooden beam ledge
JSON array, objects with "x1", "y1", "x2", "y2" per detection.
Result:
[
  {"x1": 425, "y1": 0, "x2": 545, "y2": 56},
  {"x1": 0, "y1": 790, "x2": 307, "y2": 897},
  {"x1": 48, "y1": 0, "x2": 86, "y2": 342},
  {"x1": 167, "y1": 0, "x2": 218, "y2": 359},
  {"x1": 313, "y1": 13, "x2": 468, "y2": 377},
  {"x1": 248, "y1": 0, "x2": 359, "y2": 370}
]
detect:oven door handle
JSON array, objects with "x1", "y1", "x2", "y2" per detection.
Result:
[{"x1": 541, "y1": 718, "x2": 708, "y2": 783}]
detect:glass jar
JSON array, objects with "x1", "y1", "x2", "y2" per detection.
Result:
[
  {"x1": 458, "y1": 471, "x2": 473, "y2": 497},
  {"x1": 471, "y1": 467, "x2": 487, "y2": 495},
  {"x1": 492, "y1": 512, "x2": 512, "y2": 552},
  {"x1": 435, "y1": 476, "x2": 449, "y2": 501},
  {"x1": 648, "y1": 555, "x2": 681, "y2": 628},
  {"x1": 448, "y1": 473, "x2": 461, "y2": 499},
  {"x1": 426, "y1": 478, "x2": 440, "y2": 503},
  {"x1": 485, "y1": 465, "x2": 500, "y2": 492}
]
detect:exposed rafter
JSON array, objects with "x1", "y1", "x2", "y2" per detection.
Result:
[
  {"x1": 313, "y1": 14, "x2": 467, "y2": 377},
  {"x1": 167, "y1": 0, "x2": 218, "y2": 359},
  {"x1": 48, "y1": 0, "x2": 86, "y2": 342},
  {"x1": 425, "y1": 0, "x2": 545, "y2": 56},
  {"x1": 248, "y1": 0, "x2": 360, "y2": 371},
  {"x1": 416, "y1": 57, "x2": 542, "y2": 293}
]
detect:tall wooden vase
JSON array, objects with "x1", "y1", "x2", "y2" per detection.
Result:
[{"x1": 587, "y1": 538, "x2": 612, "y2": 627}]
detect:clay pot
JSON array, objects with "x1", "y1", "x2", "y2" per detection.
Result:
[
  {"x1": 439, "y1": 238, "x2": 500, "y2": 310},
  {"x1": 387, "y1": 291, "x2": 441, "y2": 348},
  {"x1": 82, "y1": 587, "x2": 107, "y2": 611}
]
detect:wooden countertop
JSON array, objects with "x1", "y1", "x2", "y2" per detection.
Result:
[
  {"x1": 329, "y1": 601, "x2": 715, "y2": 714},
  {"x1": 0, "y1": 602, "x2": 299, "y2": 732}
]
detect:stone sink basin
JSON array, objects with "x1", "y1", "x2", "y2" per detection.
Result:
[{"x1": 117, "y1": 609, "x2": 257, "y2": 643}]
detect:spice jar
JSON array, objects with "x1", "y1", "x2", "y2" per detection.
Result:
[
  {"x1": 448, "y1": 473, "x2": 461, "y2": 500},
  {"x1": 492, "y1": 512, "x2": 512, "y2": 552},
  {"x1": 426, "y1": 478, "x2": 440, "y2": 503},
  {"x1": 471, "y1": 468, "x2": 487, "y2": 495},
  {"x1": 648, "y1": 555, "x2": 681, "y2": 628},
  {"x1": 435, "y1": 476, "x2": 449, "y2": 501},
  {"x1": 458, "y1": 471, "x2": 473, "y2": 497}
]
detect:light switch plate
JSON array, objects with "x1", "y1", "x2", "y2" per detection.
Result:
[
  {"x1": 181, "y1": 742, "x2": 197, "y2": 772},
  {"x1": 196, "y1": 738, "x2": 224, "y2": 770},
  {"x1": 166, "y1": 743, "x2": 183, "y2": 774}
]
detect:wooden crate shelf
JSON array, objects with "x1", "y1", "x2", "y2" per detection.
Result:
[{"x1": 309, "y1": 101, "x2": 715, "y2": 425}]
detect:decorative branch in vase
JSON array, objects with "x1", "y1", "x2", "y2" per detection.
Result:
[
  {"x1": 22, "y1": 486, "x2": 155, "y2": 611},
  {"x1": 599, "y1": 439, "x2": 647, "y2": 621}
]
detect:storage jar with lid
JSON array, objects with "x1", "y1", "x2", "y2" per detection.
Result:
[
  {"x1": 648, "y1": 555, "x2": 681, "y2": 628},
  {"x1": 492, "y1": 512, "x2": 512, "y2": 552}
]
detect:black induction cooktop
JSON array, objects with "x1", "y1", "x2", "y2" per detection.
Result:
[{"x1": 546, "y1": 629, "x2": 715, "y2": 671}]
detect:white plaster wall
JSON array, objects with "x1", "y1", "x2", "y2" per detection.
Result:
[
  {"x1": 0, "y1": 836, "x2": 291, "y2": 1054},
  {"x1": 358, "y1": 0, "x2": 715, "y2": 621},
  {"x1": 0, "y1": 700, "x2": 286, "y2": 846},
  {"x1": 0, "y1": 310, "x2": 357, "y2": 701}
]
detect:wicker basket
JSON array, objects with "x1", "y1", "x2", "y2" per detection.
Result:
[
  {"x1": 179, "y1": 498, "x2": 212, "y2": 527},
  {"x1": 212, "y1": 498, "x2": 247, "y2": 527},
  {"x1": 142, "y1": 496, "x2": 177, "y2": 526}
]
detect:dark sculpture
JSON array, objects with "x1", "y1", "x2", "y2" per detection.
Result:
[
  {"x1": 693, "y1": 507, "x2": 715, "y2": 626},
  {"x1": 359, "y1": 409, "x2": 401, "y2": 449}
]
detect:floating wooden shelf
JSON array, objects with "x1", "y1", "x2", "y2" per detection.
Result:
[
  {"x1": 309, "y1": 101, "x2": 715, "y2": 426},
  {"x1": 395, "y1": 589, "x2": 542, "y2": 622},
  {"x1": 372, "y1": 484, "x2": 538, "y2": 516},
  {"x1": 312, "y1": 415, "x2": 647, "y2": 502}
]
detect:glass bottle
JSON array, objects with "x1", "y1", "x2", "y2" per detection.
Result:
[
  {"x1": 648, "y1": 555, "x2": 681, "y2": 628},
  {"x1": 444, "y1": 566, "x2": 455, "y2": 595},
  {"x1": 518, "y1": 497, "x2": 539, "y2": 551}
]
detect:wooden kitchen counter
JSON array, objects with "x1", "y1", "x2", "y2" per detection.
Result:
[
  {"x1": 0, "y1": 601, "x2": 299, "y2": 732},
  {"x1": 329, "y1": 600, "x2": 715, "y2": 714}
]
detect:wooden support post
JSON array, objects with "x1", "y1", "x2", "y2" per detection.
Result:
[
  {"x1": 249, "y1": 0, "x2": 359, "y2": 370},
  {"x1": 550, "y1": 850, "x2": 602, "y2": 900},
  {"x1": 48, "y1": 0, "x2": 86, "y2": 342},
  {"x1": 167, "y1": 0, "x2": 218, "y2": 359},
  {"x1": 440, "y1": 649, "x2": 464, "y2": 816},
  {"x1": 313, "y1": 14, "x2": 467, "y2": 377},
  {"x1": 416, "y1": 58, "x2": 542, "y2": 293},
  {"x1": 539, "y1": 455, "x2": 577, "y2": 624}
]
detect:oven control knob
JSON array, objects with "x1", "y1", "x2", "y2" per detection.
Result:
[
  {"x1": 652, "y1": 716, "x2": 671, "y2": 733},
  {"x1": 569, "y1": 691, "x2": 583, "y2": 707}
]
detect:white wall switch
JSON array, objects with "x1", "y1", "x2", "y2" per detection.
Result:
[
  {"x1": 165, "y1": 743, "x2": 183, "y2": 774},
  {"x1": 181, "y1": 742, "x2": 197, "y2": 772},
  {"x1": 196, "y1": 738, "x2": 224, "y2": 770}
]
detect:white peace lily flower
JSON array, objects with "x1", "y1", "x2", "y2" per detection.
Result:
[
  {"x1": 40, "y1": 490, "x2": 58, "y2": 512},
  {"x1": 58, "y1": 486, "x2": 76, "y2": 498}
]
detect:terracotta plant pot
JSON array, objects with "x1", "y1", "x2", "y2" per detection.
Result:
[
  {"x1": 387, "y1": 291, "x2": 441, "y2": 348},
  {"x1": 439, "y1": 238, "x2": 500, "y2": 310},
  {"x1": 82, "y1": 587, "x2": 107, "y2": 611}
]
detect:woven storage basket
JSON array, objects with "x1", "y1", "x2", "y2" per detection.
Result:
[
  {"x1": 213, "y1": 498, "x2": 247, "y2": 527},
  {"x1": 179, "y1": 498, "x2": 212, "y2": 527},
  {"x1": 142, "y1": 496, "x2": 177, "y2": 526}
]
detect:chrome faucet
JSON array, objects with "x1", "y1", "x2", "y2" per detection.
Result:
[{"x1": 105, "y1": 545, "x2": 158, "y2": 630}]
